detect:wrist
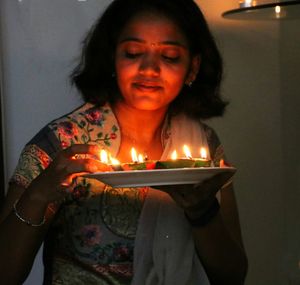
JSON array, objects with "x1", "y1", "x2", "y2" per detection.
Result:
[
  {"x1": 13, "y1": 199, "x2": 46, "y2": 227},
  {"x1": 184, "y1": 198, "x2": 220, "y2": 227}
]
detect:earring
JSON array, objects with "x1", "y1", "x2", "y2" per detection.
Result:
[{"x1": 187, "y1": 81, "x2": 193, "y2": 88}]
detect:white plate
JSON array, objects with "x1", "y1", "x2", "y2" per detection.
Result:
[{"x1": 84, "y1": 167, "x2": 236, "y2": 188}]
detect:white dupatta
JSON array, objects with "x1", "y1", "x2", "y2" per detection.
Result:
[{"x1": 131, "y1": 114, "x2": 211, "y2": 285}]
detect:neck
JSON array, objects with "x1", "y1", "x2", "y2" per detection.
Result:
[
  {"x1": 113, "y1": 101, "x2": 168, "y2": 144},
  {"x1": 112, "y1": 101, "x2": 168, "y2": 161}
]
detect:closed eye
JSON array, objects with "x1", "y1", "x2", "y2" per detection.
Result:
[
  {"x1": 162, "y1": 55, "x2": 180, "y2": 62},
  {"x1": 125, "y1": 52, "x2": 144, "y2": 59}
]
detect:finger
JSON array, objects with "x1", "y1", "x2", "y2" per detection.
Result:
[
  {"x1": 66, "y1": 158, "x2": 112, "y2": 174},
  {"x1": 50, "y1": 144, "x2": 101, "y2": 173},
  {"x1": 62, "y1": 144, "x2": 101, "y2": 159},
  {"x1": 54, "y1": 158, "x2": 111, "y2": 181}
]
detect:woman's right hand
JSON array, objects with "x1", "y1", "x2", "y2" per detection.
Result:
[
  {"x1": 27, "y1": 144, "x2": 110, "y2": 205},
  {"x1": 0, "y1": 144, "x2": 110, "y2": 284}
]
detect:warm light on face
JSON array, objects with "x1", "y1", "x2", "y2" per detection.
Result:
[
  {"x1": 183, "y1": 145, "x2": 192, "y2": 159},
  {"x1": 115, "y1": 12, "x2": 194, "y2": 112}
]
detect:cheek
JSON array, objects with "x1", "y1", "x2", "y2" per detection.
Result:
[
  {"x1": 164, "y1": 61, "x2": 190, "y2": 80},
  {"x1": 164, "y1": 68, "x2": 188, "y2": 89},
  {"x1": 115, "y1": 63, "x2": 133, "y2": 89},
  {"x1": 115, "y1": 58, "x2": 138, "y2": 74}
]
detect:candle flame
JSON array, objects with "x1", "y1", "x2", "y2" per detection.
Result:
[
  {"x1": 183, "y1": 145, "x2": 192, "y2": 159},
  {"x1": 171, "y1": 150, "x2": 177, "y2": 160},
  {"x1": 200, "y1": 147, "x2": 207, "y2": 159},
  {"x1": 138, "y1": 154, "x2": 144, "y2": 163},
  {"x1": 131, "y1": 147, "x2": 138, "y2": 162},
  {"x1": 275, "y1": 5, "x2": 281, "y2": 14},
  {"x1": 100, "y1": 149, "x2": 108, "y2": 163},
  {"x1": 110, "y1": 157, "x2": 120, "y2": 165}
]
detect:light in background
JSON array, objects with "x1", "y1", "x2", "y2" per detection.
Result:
[{"x1": 222, "y1": 0, "x2": 300, "y2": 20}]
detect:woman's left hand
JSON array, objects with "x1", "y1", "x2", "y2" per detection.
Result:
[{"x1": 155, "y1": 172, "x2": 233, "y2": 219}]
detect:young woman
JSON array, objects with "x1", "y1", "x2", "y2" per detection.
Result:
[{"x1": 0, "y1": 0, "x2": 248, "y2": 284}]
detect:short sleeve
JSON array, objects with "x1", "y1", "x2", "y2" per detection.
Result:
[
  {"x1": 9, "y1": 125, "x2": 62, "y2": 188},
  {"x1": 202, "y1": 123, "x2": 227, "y2": 166}
]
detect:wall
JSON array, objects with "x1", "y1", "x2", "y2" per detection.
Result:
[
  {"x1": 1, "y1": 0, "x2": 111, "y2": 284},
  {"x1": 280, "y1": 19, "x2": 300, "y2": 284},
  {"x1": 198, "y1": 1, "x2": 295, "y2": 284}
]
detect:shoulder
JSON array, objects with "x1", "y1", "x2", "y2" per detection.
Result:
[
  {"x1": 26, "y1": 103, "x2": 94, "y2": 156},
  {"x1": 199, "y1": 122, "x2": 221, "y2": 147},
  {"x1": 46, "y1": 102, "x2": 119, "y2": 149},
  {"x1": 199, "y1": 121, "x2": 225, "y2": 164}
]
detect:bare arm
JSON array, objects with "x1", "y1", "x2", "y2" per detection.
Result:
[
  {"x1": 0, "y1": 184, "x2": 55, "y2": 284},
  {"x1": 0, "y1": 144, "x2": 107, "y2": 284},
  {"x1": 190, "y1": 184, "x2": 248, "y2": 285}
]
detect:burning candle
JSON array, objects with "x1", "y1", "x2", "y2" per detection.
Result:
[
  {"x1": 138, "y1": 154, "x2": 144, "y2": 163},
  {"x1": 110, "y1": 157, "x2": 120, "y2": 165},
  {"x1": 194, "y1": 147, "x2": 211, "y2": 167},
  {"x1": 131, "y1": 147, "x2": 138, "y2": 163},
  {"x1": 156, "y1": 146, "x2": 195, "y2": 169},
  {"x1": 100, "y1": 149, "x2": 109, "y2": 164},
  {"x1": 200, "y1": 147, "x2": 207, "y2": 159},
  {"x1": 183, "y1": 145, "x2": 192, "y2": 159},
  {"x1": 120, "y1": 147, "x2": 152, "y2": 170},
  {"x1": 239, "y1": 0, "x2": 256, "y2": 8},
  {"x1": 171, "y1": 150, "x2": 177, "y2": 160}
]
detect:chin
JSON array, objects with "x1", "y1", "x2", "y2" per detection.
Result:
[
  {"x1": 133, "y1": 103, "x2": 167, "y2": 112},
  {"x1": 129, "y1": 99, "x2": 165, "y2": 111}
]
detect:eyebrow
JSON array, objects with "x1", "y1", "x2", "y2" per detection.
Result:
[{"x1": 118, "y1": 37, "x2": 188, "y2": 49}]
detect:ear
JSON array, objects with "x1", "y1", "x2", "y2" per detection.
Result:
[{"x1": 185, "y1": 55, "x2": 201, "y2": 85}]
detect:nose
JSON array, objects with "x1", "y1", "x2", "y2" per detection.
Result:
[{"x1": 138, "y1": 53, "x2": 160, "y2": 76}]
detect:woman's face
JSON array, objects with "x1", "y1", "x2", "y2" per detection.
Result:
[{"x1": 115, "y1": 12, "x2": 199, "y2": 111}]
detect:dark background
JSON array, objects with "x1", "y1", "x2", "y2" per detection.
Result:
[{"x1": 0, "y1": 87, "x2": 4, "y2": 209}]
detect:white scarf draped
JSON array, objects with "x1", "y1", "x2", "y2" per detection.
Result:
[{"x1": 131, "y1": 114, "x2": 211, "y2": 285}]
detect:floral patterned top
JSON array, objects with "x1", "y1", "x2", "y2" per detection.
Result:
[{"x1": 10, "y1": 103, "x2": 225, "y2": 285}]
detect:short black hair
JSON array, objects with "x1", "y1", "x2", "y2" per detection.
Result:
[{"x1": 71, "y1": 0, "x2": 228, "y2": 119}]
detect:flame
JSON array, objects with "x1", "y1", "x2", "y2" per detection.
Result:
[
  {"x1": 138, "y1": 154, "x2": 144, "y2": 163},
  {"x1": 171, "y1": 150, "x2": 177, "y2": 160},
  {"x1": 131, "y1": 147, "x2": 138, "y2": 162},
  {"x1": 200, "y1": 147, "x2": 207, "y2": 159},
  {"x1": 110, "y1": 157, "x2": 120, "y2": 165},
  {"x1": 275, "y1": 5, "x2": 281, "y2": 14},
  {"x1": 183, "y1": 145, "x2": 192, "y2": 159},
  {"x1": 100, "y1": 149, "x2": 108, "y2": 163}
]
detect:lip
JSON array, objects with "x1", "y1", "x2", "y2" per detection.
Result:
[{"x1": 133, "y1": 81, "x2": 163, "y2": 91}]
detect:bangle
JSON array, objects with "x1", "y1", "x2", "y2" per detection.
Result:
[
  {"x1": 184, "y1": 198, "x2": 220, "y2": 227},
  {"x1": 13, "y1": 199, "x2": 46, "y2": 227}
]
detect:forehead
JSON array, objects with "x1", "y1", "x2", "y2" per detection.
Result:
[{"x1": 117, "y1": 11, "x2": 189, "y2": 47}]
